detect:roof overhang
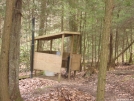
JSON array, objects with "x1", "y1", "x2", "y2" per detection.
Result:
[{"x1": 34, "y1": 31, "x2": 80, "y2": 40}]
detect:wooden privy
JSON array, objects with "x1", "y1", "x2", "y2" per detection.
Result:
[{"x1": 31, "y1": 31, "x2": 81, "y2": 81}]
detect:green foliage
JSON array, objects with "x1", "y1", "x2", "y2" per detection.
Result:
[
  {"x1": 4, "y1": 0, "x2": 134, "y2": 70},
  {"x1": 20, "y1": 44, "x2": 30, "y2": 68}
]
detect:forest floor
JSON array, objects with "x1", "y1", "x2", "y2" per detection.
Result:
[{"x1": 19, "y1": 65, "x2": 134, "y2": 101}]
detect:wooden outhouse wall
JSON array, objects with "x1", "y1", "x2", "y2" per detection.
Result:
[{"x1": 34, "y1": 52, "x2": 62, "y2": 73}]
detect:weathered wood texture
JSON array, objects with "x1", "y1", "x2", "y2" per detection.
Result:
[
  {"x1": 34, "y1": 52, "x2": 62, "y2": 73},
  {"x1": 37, "y1": 51, "x2": 57, "y2": 54},
  {"x1": 62, "y1": 52, "x2": 70, "y2": 67},
  {"x1": 71, "y1": 54, "x2": 81, "y2": 70},
  {"x1": 34, "y1": 31, "x2": 80, "y2": 40},
  {"x1": 0, "y1": 1, "x2": 15, "y2": 101}
]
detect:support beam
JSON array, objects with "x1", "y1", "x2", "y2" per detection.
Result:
[
  {"x1": 58, "y1": 34, "x2": 64, "y2": 82},
  {"x1": 68, "y1": 35, "x2": 74, "y2": 80},
  {"x1": 76, "y1": 35, "x2": 80, "y2": 54},
  {"x1": 50, "y1": 39, "x2": 53, "y2": 52},
  {"x1": 30, "y1": 17, "x2": 35, "y2": 78}
]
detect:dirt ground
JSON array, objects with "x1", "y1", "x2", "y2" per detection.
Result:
[{"x1": 19, "y1": 65, "x2": 134, "y2": 101}]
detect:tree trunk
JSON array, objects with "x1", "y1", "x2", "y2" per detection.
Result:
[
  {"x1": 114, "y1": 10, "x2": 120, "y2": 63},
  {"x1": 97, "y1": 18, "x2": 103, "y2": 68},
  {"x1": 0, "y1": 15, "x2": 2, "y2": 38},
  {"x1": 115, "y1": 28, "x2": 119, "y2": 63},
  {"x1": 129, "y1": 26, "x2": 133, "y2": 63},
  {"x1": 108, "y1": 31, "x2": 113, "y2": 68},
  {"x1": 79, "y1": 11, "x2": 82, "y2": 71},
  {"x1": 39, "y1": 0, "x2": 46, "y2": 36},
  {"x1": 125, "y1": 32, "x2": 129, "y2": 62},
  {"x1": 122, "y1": 30, "x2": 125, "y2": 63},
  {"x1": 0, "y1": 1, "x2": 15, "y2": 101},
  {"x1": 97, "y1": 0, "x2": 114, "y2": 101},
  {"x1": 68, "y1": 0, "x2": 77, "y2": 31},
  {"x1": 94, "y1": 33, "x2": 97, "y2": 66},
  {"x1": 9, "y1": 0, "x2": 23, "y2": 101},
  {"x1": 38, "y1": 0, "x2": 47, "y2": 51},
  {"x1": 91, "y1": 34, "x2": 94, "y2": 66},
  {"x1": 61, "y1": 1, "x2": 64, "y2": 31},
  {"x1": 82, "y1": 12, "x2": 87, "y2": 71}
]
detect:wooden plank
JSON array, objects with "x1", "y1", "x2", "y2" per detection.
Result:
[
  {"x1": 34, "y1": 31, "x2": 80, "y2": 40},
  {"x1": 61, "y1": 34, "x2": 64, "y2": 58},
  {"x1": 50, "y1": 39, "x2": 53, "y2": 51},
  {"x1": 34, "y1": 52, "x2": 62, "y2": 73},
  {"x1": 36, "y1": 51, "x2": 57, "y2": 54},
  {"x1": 62, "y1": 52, "x2": 69, "y2": 67},
  {"x1": 71, "y1": 54, "x2": 81, "y2": 70}
]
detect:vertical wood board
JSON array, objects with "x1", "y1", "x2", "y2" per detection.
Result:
[{"x1": 71, "y1": 54, "x2": 81, "y2": 70}]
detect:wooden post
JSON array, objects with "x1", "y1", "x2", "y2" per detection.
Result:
[
  {"x1": 50, "y1": 39, "x2": 53, "y2": 52},
  {"x1": 74, "y1": 35, "x2": 80, "y2": 76},
  {"x1": 76, "y1": 35, "x2": 80, "y2": 54},
  {"x1": 30, "y1": 17, "x2": 35, "y2": 78},
  {"x1": 58, "y1": 34, "x2": 64, "y2": 82},
  {"x1": 34, "y1": 40, "x2": 40, "y2": 76},
  {"x1": 68, "y1": 35, "x2": 74, "y2": 80},
  {"x1": 37, "y1": 40, "x2": 40, "y2": 52}
]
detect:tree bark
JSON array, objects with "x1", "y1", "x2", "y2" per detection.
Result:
[
  {"x1": 122, "y1": 30, "x2": 125, "y2": 63},
  {"x1": 9, "y1": 0, "x2": 23, "y2": 101},
  {"x1": 39, "y1": 0, "x2": 47, "y2": 36},
  {"x1": 97, "y1": 0, "x2": 114, "y2": 101},
  {"x1": 68, "y1": 0, "x2": 77, "y2": 31},
  {"x1": 61, "y1": 1, "x2": 64, "y2": 31},
  {"x1": 91, "y1": 33, "x2": 94, "y2": 67},
  {"x1": 108, "y1": 31, "x2": 113, "y2": 68},
  {"x1": 115, "y1": 28, "x2": 119, "y2": 63},
  {"x1": 0, "y1": 15, "x2": 2, "y2": 38},
  {"x1": 97, "y1": 18, "x2": 103, "y2": 68},
  {"x1": 38, "y1": 0, "x2": 47, "y2": 51},
  {"x1": 129, "y1": 26, "x2": 133, "y2": 63},
  {"x1": 114, "y1": 9, "x2": 120, "y2": 63},
  {"x1": 0, "y1": 1, "x2": 15, "y2": 101}
]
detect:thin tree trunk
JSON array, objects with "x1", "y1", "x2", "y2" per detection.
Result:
[
  {"x1": 61, "y1": 1, "x2": 64, "y2": 31},
  {"x1": 79, "y1": 11, "x2": 82, "y2": 71},
  {"x1": 97, "y1": 18, "x2": 103, "y2": 68},
  {"x1": 91, "y1": 34, "x2": 94, "y2": 66},
  {"x1": 114, "y1": 10, "x2": 120, "y2": 63},
  {"x1": 125, "y1": 31, "x2": 129, "y2": 62},
  {"x1": 0, "y1": 15, "x2": 2, "y2": 38},
  {"x1": 97, "y1": 0, "x2": 114, "y2": 100},
  {"x1": 122, "y1": 30, "x2": 125, "y2": 63},
  {"x1": 94, "y1": 33, "x2": 97, "y2": 66},
  {"x1": 129, "y1": 26, "x2": 133, "y2": 63},
  {"x1": 115, "y1": 28, "x2": 119, "y2": 63},
  {"x1": 108, "y1": 31, "x2": 113, "y2": 68},
  {"x1": 83, "y1": 31, "x2": 86, "y2": 71},
  {"x1": 82, "y1": 12, "x2": 87, "y2": 71}
]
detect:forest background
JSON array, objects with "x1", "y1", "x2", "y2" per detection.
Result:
[
  {"x1": 0, "y1": 0, "x2": 134, "y2": 101},
  {"x1": 0, "y1": 0, "x2": 133, "y2": 69}
]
